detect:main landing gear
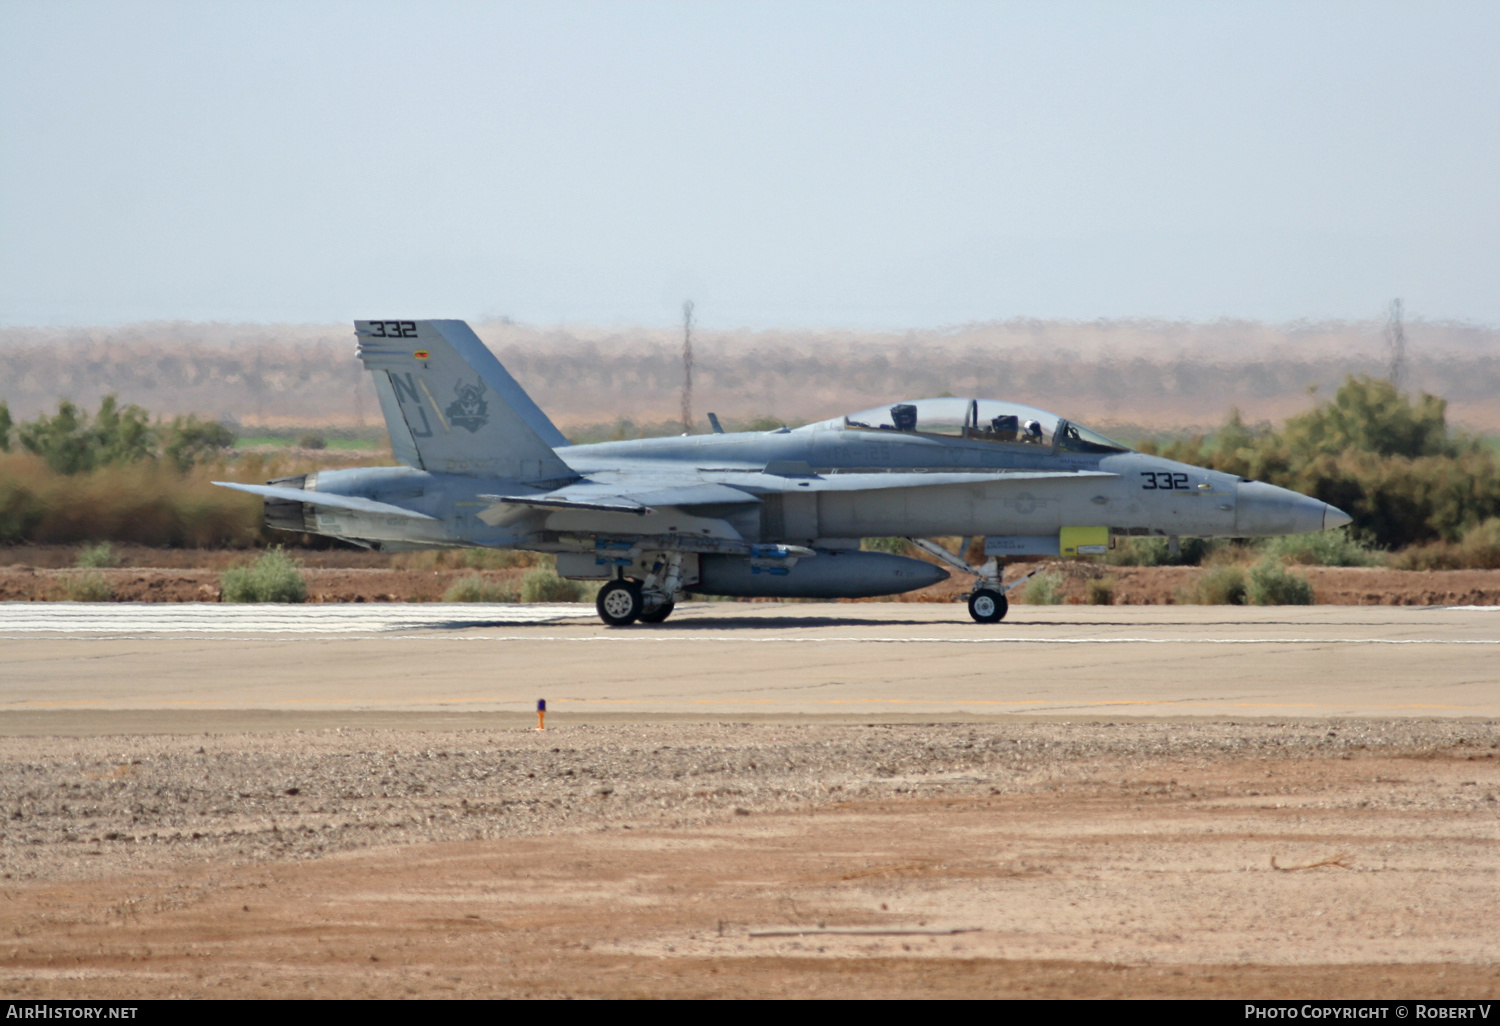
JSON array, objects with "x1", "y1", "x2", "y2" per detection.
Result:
[
  {"x1": 595, "y1": 552, "x2": 684, "y2": 626},
  {"x1": 596, "y1": 579, "x2": 644, "y2": 626}
]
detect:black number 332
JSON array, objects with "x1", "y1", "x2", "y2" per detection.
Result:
[
  {"x1": 369, "y1": 321, "x2": 417, "y2": 338},
  {"x1": 1141, "y1": 471, "x2": 1189, "y2": 490}
]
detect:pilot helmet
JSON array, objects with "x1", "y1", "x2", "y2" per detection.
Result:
[
  {"x1": 1022, "y1": 419, "x2": 1043, "y2": 439},
  {"x1": 890, "y1": 404, "x2": 918, "y2": 431}
]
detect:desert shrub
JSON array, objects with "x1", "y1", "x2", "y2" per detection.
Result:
[
  {"x1": 1246, "y1": 556, "x2": 1314, "y2": 605},
  {"x1": 17, "y1": 397, "x2": 155, "y2": 475},
  {"x1": 1390, "y1": 517, "x2": 1500, "y2": 570},
  {"x1": 1176, "y1": 566, "x2": 1247, "y2": 605},
  {"x1": 76, "y1": 542, "x2": 119, "y2": 568},
  {"x1": 442, "y1": 574, "x2": 520, "y2": 602},
  {"x1": 1085, "y1": 577, "x2": 1116, "y2": 605},
  {"x1": 162, "y1": 415, "x2": 236, "y2": 472},
  {"x1": 1014, "y1": 570, "x2": 1063, "y2": 605},
  {"x1": 62, "y1": 571, "x2": 113, "y2": 602},
  {"x1": 221, "y1": 548, "x2": 307, "y2": 603},
  {"x1": 468, "y1": 548, "x2": 548, "y2": 570},
  {"x1": 519, "y1": 569, "x2": 586, "y2": 603},
  {"x1": 1105, "y1": 536, "x2": 1222, "y2": 566},
  {"x1": 296, "y1": 433, "x2": 326, "y2": 450},
  {"x1": 1263, "y1": 530, "x2": 1383, "y2": 567},
  {"x1": 0, "y1": 401, "x2": 12, "y2": 451},
  {"x1": 392, "y1": 548, "x2": 552, "y2": 571}
]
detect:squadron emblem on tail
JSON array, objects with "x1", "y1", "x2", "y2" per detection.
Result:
[{"x1": 446, "y1": 378, "x2": 489, "y2": 433}]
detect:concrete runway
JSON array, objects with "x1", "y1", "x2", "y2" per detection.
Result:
[{"x1": 2, "y1": 602, "x2": 1497, "y2": 732}]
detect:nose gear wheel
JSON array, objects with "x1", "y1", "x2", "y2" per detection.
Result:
[{"x1": 968, "y1": 588, "x2": 1008, "y2": 623}]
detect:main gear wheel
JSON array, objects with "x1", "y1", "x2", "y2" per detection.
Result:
[{"x1": 596, "y1": 579, "x2": 644, "y2": 626}]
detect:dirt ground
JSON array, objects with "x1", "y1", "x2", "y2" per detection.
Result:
[
  {"x1": 3, "y1": 544, "x2": 1500, "y2": 605},
  {"x1": 1, "y1": 721, "x2": 1496, "y2": 999}
]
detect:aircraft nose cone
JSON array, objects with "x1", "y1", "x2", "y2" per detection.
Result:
[
  {"x1": 1235, "y1": 481, "x2": 1334, "y2": 536},
  {"x1": 1323, "y1": 504, "x2": 1353, "y2": 531}
]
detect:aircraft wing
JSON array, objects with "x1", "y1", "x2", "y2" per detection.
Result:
[{"x1": 213, "y1": 482, "x2": 438, "y2": 520}]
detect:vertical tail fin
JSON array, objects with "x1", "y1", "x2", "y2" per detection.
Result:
[{"x1": 355, "y1": 320, "x2": 576, "y2": 482}]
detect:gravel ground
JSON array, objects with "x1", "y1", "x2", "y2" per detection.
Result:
[{"x1": 4, "y1": 719, "x2": 1496, "y2": 883}]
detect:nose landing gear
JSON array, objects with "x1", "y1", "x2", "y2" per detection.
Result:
[
  {"x1": 906, "y1": 537, "x2": 1041, "y2": 624},
  {"x1": 967, "y1": 588, "x2": 1007, "y2": 623}
]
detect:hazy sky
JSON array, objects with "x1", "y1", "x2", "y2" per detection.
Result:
[{"x1": 2, "y1": 0, "x2": 1496, "y2": 329}]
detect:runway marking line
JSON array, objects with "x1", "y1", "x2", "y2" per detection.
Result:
[{"x1": 2, "y1": 634, "x2": 1496, "y2": 645}]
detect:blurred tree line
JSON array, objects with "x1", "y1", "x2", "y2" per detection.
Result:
[
  {"x1": 1138, "y1": 376, "x2": 1500, "y2": 549},
  {"x1": 0, "y1": 397, "x2": 236, "y2": 473},
  {"x1": 0, "y1": 397, "x2": 267, "y2": 547}
]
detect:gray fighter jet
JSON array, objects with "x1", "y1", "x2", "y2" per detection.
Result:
[{"x1": 215, "y1": 320, "x2": 1352, "y2": 625}]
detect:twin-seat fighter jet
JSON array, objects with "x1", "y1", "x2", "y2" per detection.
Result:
[{"x1": 216, "y1": 320, "x2": 1352, "y2": 625}]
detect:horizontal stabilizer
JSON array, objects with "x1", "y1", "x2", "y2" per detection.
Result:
[{"x1": 213, "y1": 482, "x2": 437, "y2": 520}]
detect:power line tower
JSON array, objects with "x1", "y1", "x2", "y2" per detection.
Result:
[
  {"x1": 681, "y1": 299, "x2": 695, "y2": 434},
  {"x1": 1384, "y1": 298, "x2": 1407, "y2": 391}
]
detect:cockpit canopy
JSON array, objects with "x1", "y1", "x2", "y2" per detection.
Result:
[{"x1": 800, "y1": 397, "x2": 1130, "y2": 454}]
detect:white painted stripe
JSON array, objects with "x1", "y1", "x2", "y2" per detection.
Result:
[
  {"x1": 0, "y1": 602, "x2": 594, "y2": 633},
  {"x1": 1, "y1": 634, "x2": 1495, "y2": 645}
]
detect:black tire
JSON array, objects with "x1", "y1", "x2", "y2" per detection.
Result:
[
  {"x1": 638, "y1": 599, "x2": 676, "y2": 624},
  {"x1": 967, "y1": 588, "x2": 1008, "y2": 624},
  {"x1": 596, "y1": 579, "x2": 643, "y2": 626}
]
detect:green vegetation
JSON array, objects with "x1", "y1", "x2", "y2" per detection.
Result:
[
  {"x1": 1085, "y1": 576, "x2": 1116, "y2": 605},
  {"x1": 75, "y1": 542, "x2": 119, "y2": 568},
  {"x1": 9, "y1": 397, "x2": 235, "y2": 475},
  {"x1": 1176, "y1": 566, "x2": 1247, "y2": 605},
  {"x1": 62, "y1": 571, "x2": 113, "y2": 602},
  {"x1": 221, "y1": 548, "x2": 307, "y2": 603},
  {"x1": 1246, "y1": 556, "x2": 1315, "y2": 605},
  {"x1": 1173, "y1": 559, "x2": 1313, "y2": 605},
  {"x1": 1140, "y1": 377, "x2": 1500, "y2": 552},
  {"x1": 162, "y1": 416, "x2": 236, "y2": 472},
  {"x1": 442, "y1": 575, "x2": 520, "y2": 602},
  {"x1": 1390, "y1": 517, "x2": 1500, "y2": 570},
  {"x1": 861, "y1": 537, "x2": 911, "y2": 555},
  {"x1": 393, "y1": 548, "x2": 550, "y2": 571},
  {"x1": 1105, "y1": 536, "x2": 1223, "y2": 567},
  {"x1": 1261, "y1": 530, "x2": 1383, "y2": 567},
  {"x1": 0, "y1": 453, "x2": 264, "y2": 546},
  {"x1": 237, "y1": 434, "x2": 381, "y2": 451},
  {"x1": 441, "y1": 568, "x2": 593, "y2": 603},
  {"x1": 296, "y1": 433, "x2": 327, "y2": 450},
  {"x1": 1014, "y1": 571, "x2": 1063, "y2": 604},
  {"x1": 520, "y1": 569, "x2": 590, "y2": 603}
]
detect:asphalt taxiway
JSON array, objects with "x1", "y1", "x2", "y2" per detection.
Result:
[{"x1": 2, "y1": 602, "x2": 1496, "y2": 733}]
